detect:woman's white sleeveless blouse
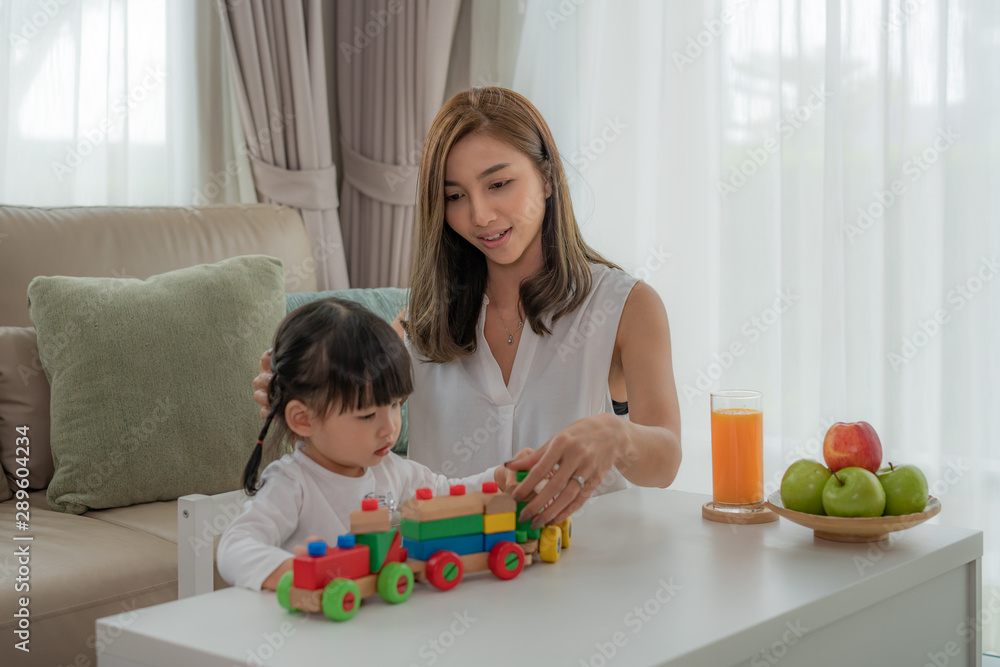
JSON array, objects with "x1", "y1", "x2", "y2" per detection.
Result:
[{"x1": 405, "y1": 264, "x2": 639, "y2": 496}]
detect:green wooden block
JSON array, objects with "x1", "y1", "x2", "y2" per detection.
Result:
[
  {"x1": 527, "y1": 526, "x2": 541, "y2": 540},
  {"x1": 515, "y1": 529, "x2": 527, "y2": 543},
  {"x1": 355, "y1": 530, "x2": 396, "y2": 573},
  {"x1": 516, "y1": 470, "x2": 528, "y2": 482},
  {"x1": 400, "y1": 514, "x2": 484, "y2": 541}
]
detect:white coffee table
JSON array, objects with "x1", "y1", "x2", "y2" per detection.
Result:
[{"x1": 96, "y1": 488, "x2": 983, "y2": 667}]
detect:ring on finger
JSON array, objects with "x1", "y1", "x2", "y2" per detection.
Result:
[{"x1": 569, "y1": 475, "x2": 586, "y2": 489}]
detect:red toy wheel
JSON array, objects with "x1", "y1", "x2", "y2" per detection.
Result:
[
  {"x1": 426, "y1": 550, "x2": 464, "y2": 591},
  {"x1": 488, "y1": 541, "x2": 525, "y2": 580}
]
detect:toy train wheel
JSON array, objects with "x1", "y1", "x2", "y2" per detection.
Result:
[
  {"x1": 488, "y1": 541, "x2": 525, "y2": 580},
  {"x1": 426, "y1": 550, "x2": 464, "y2": 591},
  {"x1": 556, "y1": 517, "x2": 573, "y2": 548},
  {"x1": 539, "y1": 525, "x2": 562, "y2": 563},
  {"x1": 378, "y1": 562, "x2": 414, "y2": 603},
  {"x1": 276, "y1": 571, "x2": 295, "y2": 611},
  {"x1": 322, "y1": 578, "x2": 362, "y2": 621}
]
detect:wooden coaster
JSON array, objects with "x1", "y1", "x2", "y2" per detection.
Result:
[{"x1": 702, "y1": 502, "x2": 779, "y2": 524}]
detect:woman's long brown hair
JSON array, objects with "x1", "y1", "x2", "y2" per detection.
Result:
[{"x1": 405, "y1": 87, "x2": 618, "y2": 363}]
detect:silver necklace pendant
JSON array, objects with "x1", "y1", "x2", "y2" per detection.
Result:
[{"x1": 507, "y1": 334, "x2": 514, "y2": 345}]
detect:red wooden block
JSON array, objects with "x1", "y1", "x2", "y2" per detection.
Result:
[
  {"x1": 293, "y1": 545, "x2": 370, "y2": 590},
  {"x1": 361, "y1": 498, "x2": 379, "y2": 511},
  {"x1": 482, "y1": 481, "x2": 499, "y2": 493},
  {"x1": 416, "y1": 488, "x2": 433, "y2": 500},
  {"x1": 450, "y1": 485, "x2": 466, "y2": 496}
]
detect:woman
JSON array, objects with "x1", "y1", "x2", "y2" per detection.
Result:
[{"x1": 256, "y1": 87, "x2": 681, "y2": 530}]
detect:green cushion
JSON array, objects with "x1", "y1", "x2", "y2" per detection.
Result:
[
  {"x1": 285, "y1": 288, "x2": 410, "y2": 455},
  {"x1": 28, "y1": 256, "x2": 286, "y2": 514}
]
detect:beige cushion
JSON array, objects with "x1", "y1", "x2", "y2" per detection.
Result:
[
  {"x1": 0, "y1": 327, "x2": 54, "y2": 492},
  {"x1": 28, "y1": 255, "x2": 286, "y2": 513},
  {"x1": 0, "y1": 501, "x2": 178, "y2": 667},
  {"x1": 0, "y1": 204, "x2": 316, "y2": 328}
]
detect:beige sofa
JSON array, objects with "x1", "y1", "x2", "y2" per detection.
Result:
[{"x1": 0, "y1": 204, "x2": 316, "y2": 666}]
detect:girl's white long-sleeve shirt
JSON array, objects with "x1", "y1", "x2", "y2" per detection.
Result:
[{"x1": 217, "y1": 443, "x2": 498, "y2": 591}]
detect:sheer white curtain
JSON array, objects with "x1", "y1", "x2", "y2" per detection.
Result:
[
  {"x1": 0, "y1": 0, "x2": 253, "y2": 206},
  {"x1": 507, "y1": 0, "x2": 999, "y2": 651}
]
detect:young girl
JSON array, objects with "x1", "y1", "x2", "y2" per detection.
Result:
[{"x1": 217, "y1": 297, "x2": 510, "y2": 592}]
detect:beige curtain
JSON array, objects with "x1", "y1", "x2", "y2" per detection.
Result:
[
  {"x1": 217, "y1": 0, "x2": 350, "y2": 290},
  {"x1": 336, "y1": 0, "x2": 462, "y2": 288}
]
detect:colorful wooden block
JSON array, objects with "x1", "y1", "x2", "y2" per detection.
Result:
[
  {"x1": 400, "y1": 492, "x2": 485, "y2": 522},
  {"x1": 484, "y1": 530, "x2": 516, "y2": 551},
  {"x1": 401, "y1": 514, "x2": 484, "y2": 541},
  {"x1": 350, "y1": 506, "x2": 391, "y2": 534},
  {"x1": 402, "y1": 533, "x2": 483, "y2": 561},
  {"x1": 354, "y1": 529, "x2": 397, "y2": 573},
  {"x1": 483, "y1": 512, "x2": 515, "y2": 534},
  {"x1": 293, "y1": 544, "x2": 370, "y2": 590},
  {"x1": 459, "y1": 551, "x2": 490, "y2": 574},
  {"x1": 484, "y1": 493, "x2": 516, "y2": 515}
]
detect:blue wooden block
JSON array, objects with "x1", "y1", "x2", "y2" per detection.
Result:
[
  {"x1": 402, "y1": 533, "x2": 484, "y2": 561},
  {"x1": 484, "y1": 530, "x2": 516, "y2": 552}
]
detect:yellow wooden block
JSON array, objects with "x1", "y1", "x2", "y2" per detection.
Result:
[{"x1": 483, "y1": 512, "x2": 516, "y2": 534}]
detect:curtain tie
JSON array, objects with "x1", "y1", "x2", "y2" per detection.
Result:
[
  {"x1": 340, "y1": 141, "x2": 418, "y2": 207},
  {"x1": 249, "y1": 157, "x2": 340, "y2": 211}
]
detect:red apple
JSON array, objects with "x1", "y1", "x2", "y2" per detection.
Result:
[{"x1": 822, "y1": 421, "x2": 882, "y2": 473}]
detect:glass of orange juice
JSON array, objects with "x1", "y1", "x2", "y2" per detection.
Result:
[{"x1": 710, "y1": 390, "x2": 764, "y2": 513}]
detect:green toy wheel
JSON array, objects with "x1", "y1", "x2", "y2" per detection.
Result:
[
  {"x1": 377, "y1": 562, "x2": 414, "y2": 604},
  {"x1": 321, "y1": 578, "x2": 362, "y2": 622},
  {"x1": 276, "y1": 571, "x2": 295, "y2": 611}
]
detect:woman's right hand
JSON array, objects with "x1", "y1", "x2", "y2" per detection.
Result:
[{"x1": 253, "y1": 349, "x2": 273, "y2": 418}]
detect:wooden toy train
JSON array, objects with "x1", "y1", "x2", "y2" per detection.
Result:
[{"x1": 276, "y1": 477, "x2": 572, "y2": 621}]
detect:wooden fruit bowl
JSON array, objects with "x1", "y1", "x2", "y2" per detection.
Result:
[{"x1": 764, "y1": 492, "x2": 941, "y2": 543}]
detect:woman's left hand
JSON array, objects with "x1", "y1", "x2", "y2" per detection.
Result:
[{"x1": 505, "y1": 413, "x2": 629, "y2": 529}]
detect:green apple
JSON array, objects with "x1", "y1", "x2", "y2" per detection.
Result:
[
  {"x1": 877, "y1": 463, "x2": 928, "y2": 515},
  {"x1": 780, "y1": 459, "x2": 833, "y2": 515},
  {"x1": 822, "y1": 467, "x2": 886, "y2": 518}
]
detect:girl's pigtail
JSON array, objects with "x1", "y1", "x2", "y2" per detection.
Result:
[{"x1": 243, "y1": 408, "x2": 277, "y2": 496}]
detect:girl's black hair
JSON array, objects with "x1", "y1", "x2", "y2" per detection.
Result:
[{"x1": 243, "y1": 297, "x2": 413, "y2": 495}]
